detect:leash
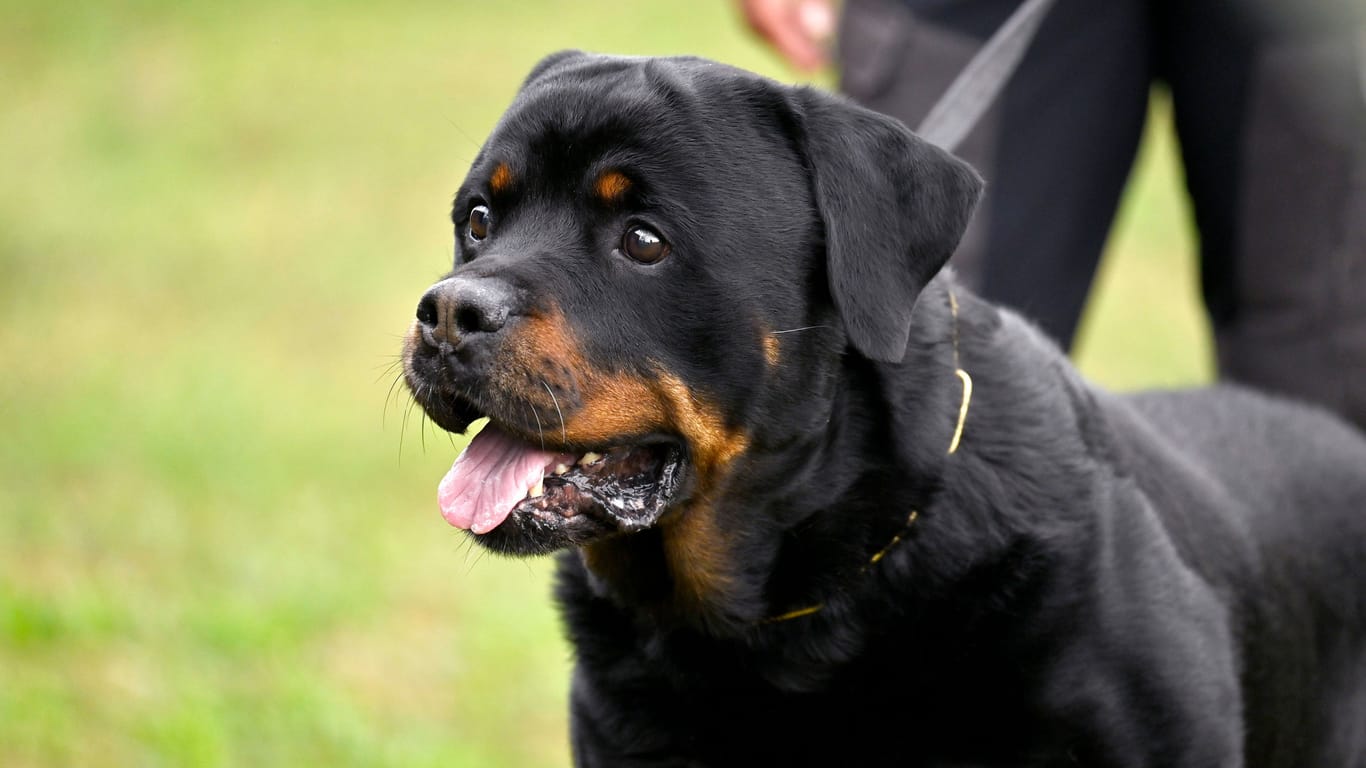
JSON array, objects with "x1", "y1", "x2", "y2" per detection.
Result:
[
  {"x1": 915, "y1": 0, "x2": 1058, "y2": 152},
  {"x1": 763, "y1": 288, "x2": 972, "y2": 624}
]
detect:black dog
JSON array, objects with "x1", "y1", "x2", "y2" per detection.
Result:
[{"x1": 403, "y1": 51, "x2": 1366, "y2": 767}]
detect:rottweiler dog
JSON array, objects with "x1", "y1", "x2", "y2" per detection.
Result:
[{"x1": 403, "y1": 51, "x2": 1366, "y2": 767}]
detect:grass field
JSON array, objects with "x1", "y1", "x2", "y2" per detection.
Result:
[{"x1": 0, "y1": 2, "x2": 1211, "y2": 765}]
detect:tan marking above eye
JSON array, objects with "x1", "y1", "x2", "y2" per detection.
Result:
[
  {"x1": 594, "y1": 170, "x2": 631, "y2": 203},
  {"x1": 763, "y1": 335, "x2": 781, "y2": 367},
  {"x1": 490, "y1": 163, "x2": 514, "y2": 193}
]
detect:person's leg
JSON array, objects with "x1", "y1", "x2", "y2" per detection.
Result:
[
  {"x1": 837, "y1": 0, "x2": 1153, "y2": 348},
  {"x1": 1159, "y1": 1, "x2": 1366, "y2": 430}
]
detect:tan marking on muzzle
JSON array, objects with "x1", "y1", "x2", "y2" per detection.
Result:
[
  {"x1": 499, "y1": 308, "x2": 746, "y2": 471},
  {"x1": 499, "y1": 306, "x2": 750, "y2": 615},
  {"x1": 496, "y1": 310, "x2": 581, "y2": 405},
  {"x1": 570, "y1": 370, "x2": 748, "y2": 616}
]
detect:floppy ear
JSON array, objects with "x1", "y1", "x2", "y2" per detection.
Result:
[{"x1": 793, "y1": 87, "x2": 983, "y2": 362}]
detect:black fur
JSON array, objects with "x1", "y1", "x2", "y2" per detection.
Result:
[{"x1": 409, "y1": 52, "x2": 1366, "y2": 767}]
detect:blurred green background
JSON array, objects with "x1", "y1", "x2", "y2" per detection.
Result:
[{"x1": 0, "y1": 1, "x2": 1211, "y2": 766}]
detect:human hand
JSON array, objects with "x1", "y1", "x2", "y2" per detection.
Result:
[{"x1": 736, "y1": 0, "x2": 836, "y2": 72}]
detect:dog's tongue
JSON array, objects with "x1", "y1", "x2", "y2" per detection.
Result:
[{"x1": 437, "y1": 424, "x2": 561, "y2": 534}]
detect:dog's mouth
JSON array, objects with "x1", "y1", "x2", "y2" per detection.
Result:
[{"x1": 437, "y1": 421, "x2": 686, "y2": 553}]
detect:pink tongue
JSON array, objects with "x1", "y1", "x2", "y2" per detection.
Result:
[{"x1": 438, "y1": 425, "x2": 568, "y2": 534}]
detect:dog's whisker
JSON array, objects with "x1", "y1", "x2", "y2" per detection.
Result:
[
  {"x1": 442, "y1": 115, "x2": 483, "y2": 155},
  {"x1": 770, "y1": 325, "x2": 831, "y2": 335},
  {"x1": 373, "y1": 357, "x2": 405, "y2": 382},
  {"x1": 383, "y1": 372, "x2": 409, "y2": 428},
  {"x1": 420, "y1": 382, "x2": 442, "y2": 455},
  {"x1": 411, "y1": 382, "x2": 424, "y2": 447},
  {"x1": 542, "y1": 380, "x2": 567, "y2": 446},
  {"x1": 400, "y1": 389, "x2": 415, "y2": 434},
  {"x1": 376, "y1": 365, "x2": 402, "y2": 390},
  {"x1": 383, "y1": 388, "x2": 403, "y2": 433},
  {"x1": 399, "y1": 388, "x2": 427, "y2": 463},
  {"x1": 527, "y1": 403, "x2": 546, "y2": 452},
  {"x1": 389, "y1": 372, "x2": 410, "y2": 410},
  {"x1": 463, "y1": 545, "x2": 490, "y2": 575},
  {"x1": 390, "y1": 397, "x2": 410, "y2": 461}
]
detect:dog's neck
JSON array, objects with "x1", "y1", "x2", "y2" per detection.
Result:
[
  {"x1": 752, "y1": 278, "x2": 1105, "y2": 649},
  {"x1": 755, "y1": 279, "x2": 975, "y2": 625},
  {"x1": 762, "y1": 287, "x2": 973, "y2": 624}
]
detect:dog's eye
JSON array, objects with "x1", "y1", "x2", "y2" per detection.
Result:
[
  {"x1": 622, "y1": 225, "x2": 669, "y2": 264},
  {"x1": 467, "y1": 204, "x2": 491, "y2": 241}
]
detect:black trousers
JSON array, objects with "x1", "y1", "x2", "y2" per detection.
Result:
[{"x1": 838, "y1": 0, "x2": 1366, "y2": 430}]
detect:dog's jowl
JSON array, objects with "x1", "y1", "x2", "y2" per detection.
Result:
[{"x1": 403, "y1": 52, "x2": 1366, "y2": 767}]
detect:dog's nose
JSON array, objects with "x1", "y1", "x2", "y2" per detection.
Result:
[{"x1": 416, "y1": 277, "x2": 517, "y2": 345}]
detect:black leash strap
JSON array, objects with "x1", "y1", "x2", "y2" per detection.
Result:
[{"x1": 914, "y1": 0, "x2": 1057, "y2": 152}]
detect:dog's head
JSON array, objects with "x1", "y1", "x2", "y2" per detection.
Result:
[{"x1": 403, "y1": 52, "x2": 980, "y2": 568}]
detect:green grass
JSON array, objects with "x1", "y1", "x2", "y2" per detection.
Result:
[{"x1": 0, "y1": 2, "x2": 1210, "y2": 765}]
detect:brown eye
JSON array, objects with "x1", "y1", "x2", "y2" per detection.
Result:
[
  {"x1": 467, "y1": 204, "x2": 490, "y2": 241},
  {"x1": 622, "y1": 225, "x2": 668, "y2": 264}
]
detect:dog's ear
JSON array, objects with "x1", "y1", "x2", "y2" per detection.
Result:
[{"x1": 793, "y1": 87, "x2": 983, "y2": 362}]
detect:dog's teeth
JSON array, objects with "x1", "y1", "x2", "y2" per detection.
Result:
[
  {"x1": 579, "y1": 452, "x2": 602, "y2": 466},
  {"x1": 529, "y1": 478, "x2": 544, "y2": 498},
  {"x1": 553, "y1": 463, "x2": 570, "y2": 476}
]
